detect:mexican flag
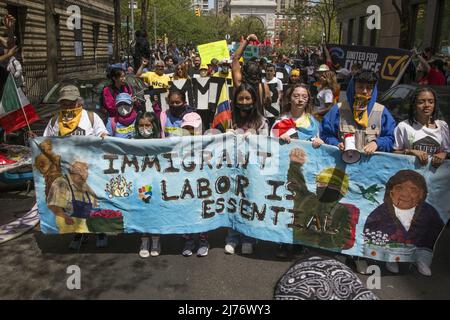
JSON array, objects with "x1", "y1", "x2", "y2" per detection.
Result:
[{"x1": 0, "y1": 74, "x2": 39, "y2": 134}]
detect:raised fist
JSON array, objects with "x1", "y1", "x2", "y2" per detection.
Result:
[{"x1": 289, "y1": 148, "x2": 307, "y2": 165}]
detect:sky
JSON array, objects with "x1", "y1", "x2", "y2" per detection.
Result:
[{"x1": 209, "y1": 0, "x2": 214, "y2": 8}]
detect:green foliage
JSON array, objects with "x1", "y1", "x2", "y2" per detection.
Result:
[{"x1": 120, "y1": 0, "x2": 233, "y2": 47}]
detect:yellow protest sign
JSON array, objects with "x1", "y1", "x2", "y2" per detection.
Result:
[{"x1": 197, "y1": 40, "x2": 230, "y2": 65}]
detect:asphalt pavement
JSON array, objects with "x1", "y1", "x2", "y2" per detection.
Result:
[{"x1": 1, "y1": 186, "x2": 449, "y2": 300}]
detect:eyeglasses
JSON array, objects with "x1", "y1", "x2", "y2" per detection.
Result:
[{"x1": 155, "y1": 65, "x2": 164, "y2": 69}]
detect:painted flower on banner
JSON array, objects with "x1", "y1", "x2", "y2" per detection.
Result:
[{"x1": 105, "y1": 175, "x2": 133, "y2": 199}]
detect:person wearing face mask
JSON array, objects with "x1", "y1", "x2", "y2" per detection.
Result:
[
  {"x1": 160, "y1": 89, "x2": 199, "y2": 138},
  {"x1": 102, "y1": 68, "x2": 135, "y2": 119},
  {"x1": 320, "y1": 70, "x2": 396, "y2": 155},
  {"x1": 132, "y1": 111, "x2": 163, "y2": 258},
  {"x1": 363, "y1": 170, "x2": 444, "y2": 276},
  {"x1": 232, "y1": 34, "x2": 271, "y2": 116},
  {"x1": 43, "y1": 85, "x2": 108, "y2": 250},
  {"x1": 224, "y1": 83, "x2": 268, "y2": 256},
  {"x1": 44, "y1": 85, "x2": 108, "y2": 138},
  {"x1": 213, "y1": 59, "x2": 233, "y2": 85},
  {"x1": 106, "y1": 93, "x2": 138, "y2": 139}
]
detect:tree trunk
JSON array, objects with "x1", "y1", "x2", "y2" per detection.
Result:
[
  {"x1": 114, "y1": 0, "x2": 121, "y2": 62},
  {"x1": 140, "y1": 0, "x2": 148, "y2": 31}
]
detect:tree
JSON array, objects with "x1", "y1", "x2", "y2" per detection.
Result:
[
  {"x1": 228, "y1": 16, "x2": 266, "y2": 43},
  {"x1": 140, "y1": 0, "x2": 148, "y2": 31},
  {"x1": 312, "y1": 0, "x2": 338, "y2": 44}
]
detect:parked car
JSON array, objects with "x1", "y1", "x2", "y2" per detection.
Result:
[{"x1": 378, "y1": 84, "x2": 450, "y2": 124}]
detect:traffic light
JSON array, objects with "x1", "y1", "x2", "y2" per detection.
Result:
[{"x1": 195, "y1": 8, "x2": 201, "y2": 17}]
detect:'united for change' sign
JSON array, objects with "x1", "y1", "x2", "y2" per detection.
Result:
[{"x1": 327, "y1": 44, "x2": 412, "y2": 92}]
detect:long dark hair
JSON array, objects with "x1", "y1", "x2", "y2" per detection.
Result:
[
  {"x1": 232, "y1": 83, "x2": 264, "y2": 130},
  {"x1": 135, "y1": 111, "x2": 161, "y2": 139},
  {"x1": 408, "y1": 87, "x2": 439, "y2": 126},
  {"x1": 282, "y1": 83, "x2": 314, "y2": 116}
]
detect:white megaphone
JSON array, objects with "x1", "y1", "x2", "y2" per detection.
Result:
[{"x1": 342, "y1": 133, "x2": 361, "y2": 164}]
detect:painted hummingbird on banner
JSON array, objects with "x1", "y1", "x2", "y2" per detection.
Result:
[{"x1": 356, "y1": 184, "x2": 383, "y2": 205}]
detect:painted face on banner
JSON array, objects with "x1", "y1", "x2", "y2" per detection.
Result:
[{"x1": 390, "y1": 180, "x2": 423, "y2": 210}]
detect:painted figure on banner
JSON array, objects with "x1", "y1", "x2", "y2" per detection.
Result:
[
  {"x1": 363, "y1": 170, "x2": 444, "y2": 275},
  {"x1": 287, "y1": 148, "x2": 359, "y2": 251}
]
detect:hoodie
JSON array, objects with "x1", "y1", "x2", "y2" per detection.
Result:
[{"x1": 320, "y1": 78, "x2": 396, "y2": 152}]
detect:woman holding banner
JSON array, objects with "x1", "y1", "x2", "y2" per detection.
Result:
[
  {"x1": 393, "y1": 87, "x2": 449, "y2": 168},
  {"x1": 270, "y1": 83, "x2": 324, "y2": 258},
  {"x1": 224, "y1": 83, "x2": 268, "y2": 255}
]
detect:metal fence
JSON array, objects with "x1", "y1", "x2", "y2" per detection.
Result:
[
  {"x1": 22, "y1": 62, "x2": 48, "y2": 105},
  {"x1": 21, "y1": 58, "x2": 110, "y2": 105}
]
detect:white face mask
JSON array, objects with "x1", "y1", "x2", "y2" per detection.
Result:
[
  {"x1": 138, "y1": 127, "x2": 153, "y2": 138},
  {"x1": 117, "y1": 104, "x2": 132, "y2": 117}
]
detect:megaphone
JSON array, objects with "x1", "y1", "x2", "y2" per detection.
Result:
[{"x1": 342, "y1": 133, "x2": 361, "y2": 164}]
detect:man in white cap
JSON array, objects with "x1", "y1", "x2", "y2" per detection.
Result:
[
  {"x1": 44, "y1": 85, "x2": 108, "y2": 137},
  {"x1": 43, "y1": 84, "x2": 108, "y2": 250}
]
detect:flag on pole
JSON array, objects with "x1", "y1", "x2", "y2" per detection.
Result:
[
  {"x1": 211, "y1": 79, "x2": 232, "y2": 132},
  {"x1": 0, "y1": 74, "x2": 39, "y2": 134}
]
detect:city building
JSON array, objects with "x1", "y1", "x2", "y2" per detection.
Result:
[
  {"x1": 336, "y1": 0, "x2": 449, "y2": 53},
  {"x1": 274, "y1": 0, "x2": 301, "y2": 46},
  {"x1": 229, "y1": 0, "x2": 277, "y2": 39},
  {"x1": 0, "y1": 0, "x2": 116, "y2": 103},
  {"x1": 193, "y1": 0, "x2": 210, "y2": 13}
]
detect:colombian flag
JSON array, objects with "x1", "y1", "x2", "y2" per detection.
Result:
[{"x1": 211, "y1": 80, "x2": 232, "y2": 132}]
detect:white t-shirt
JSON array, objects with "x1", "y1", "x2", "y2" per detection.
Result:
[
  {"x1": 44, "y1": 110, "x2": 108, "y2": 137},
  {"x1": 394, "y1": 206, "x2": 415, "y2": 231},
  {"x1": 262, "y1": 77, "x2": 283, "y2": 91},
  {"x1": 317, "y1": 88, "x2": 334, "y2": 112},
  {"x1": 394, "y1": 119, "x2": 450, "y2": 155},
  {"x1": 263, "y1": 77, "x2": 283, "y2": 118}
]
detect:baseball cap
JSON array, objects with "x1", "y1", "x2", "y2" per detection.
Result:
[
  {"x1": 115, "y1": 93, "x2": 133, "y2": 106},
  {"x1": 181, "y1": 112, "x2": 202, "y2": 129},
  {"x1": 317, "y1": 64, "x2": 330, "y2": 72},
  {"x1": 58, "y1": 85, "x2": 81, "y2": 102},
  {"x1": 336, "y1": 68, "x2": 351, "y2": 76},
  {"x1": 291, "y1": 69, "x2": 301, "y2": 77}
]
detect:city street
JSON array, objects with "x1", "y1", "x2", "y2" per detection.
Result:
[{"x1": 1, "y1": 187, "x2": 449, "y2": 300}]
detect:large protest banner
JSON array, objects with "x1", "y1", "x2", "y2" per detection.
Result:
[
  {"x1": 31, "y1": 135, "x2": 450, "y2": 262},
  {"x1": 326, "y1": 44, "x2": 413, "y2": 92}
]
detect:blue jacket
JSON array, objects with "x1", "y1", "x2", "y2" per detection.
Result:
[{"x1": 320, "y1": 79, "x2": 396, "y2": 152}]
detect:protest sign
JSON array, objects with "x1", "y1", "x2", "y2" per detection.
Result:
[
  {"x1": 31, "y1": 135, "x2": 450, "y2": 262},
  {"x1": 197, "y1": 40, "x2": 230, "y2": 66},
  {"x1": 327, "y1": 44, "x2": 413, "y2": 92}
]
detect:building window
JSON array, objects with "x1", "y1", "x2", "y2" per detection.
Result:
[
  {"x1": 54, "y1": 14, "x2": 61, "y2": 58},
  {"x1": 92, "y1": 22, "x2": 100, "y2": 56},
  {"x1": 107, "y1": 25, "x2": 114, "y2": 56},
  {"x1": 347, "y1": 18, "x2": 355, "y2": 45},
  {"x1": 358, "y1": 16, "x2": 365, "y2": 45},
  {"x1": 413, "y1": 3, "x2": 427, "y2": 48},
  {"x1": 74, "y1": 19, "x2": 83, "y2": 57},
  {"x1": 435, "y1": 0, "x2": 449, "y2": 55}
]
